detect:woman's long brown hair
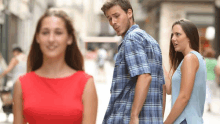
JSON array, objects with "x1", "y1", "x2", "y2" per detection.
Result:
[
  {"x1": 27, "y1": 9, "x2": 84, "y2": 72},
  {"x1": 169, "y1": 19, "x2": 200, "y2": 76}
]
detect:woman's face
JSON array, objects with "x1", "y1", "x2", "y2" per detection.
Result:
[
  {"x1": 37, "y1": 16, "x2": 72, "y2": 59},
  {"x1": 171, "y1": 24, "x2": 190, "y2": 52}
]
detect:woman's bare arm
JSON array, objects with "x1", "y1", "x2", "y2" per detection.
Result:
[
  {"x1": 13, "y1": 79, "x2": 24, "y2": 124},
  {"x1": 164, "y1": 54, "x2": 199, "y2": 124},
  {"x1": 82, "y1": 77, "x2": 98, "y2": 124},
  {"x1": 163, "y1": 65, "x2": 172, "y2": 95}
]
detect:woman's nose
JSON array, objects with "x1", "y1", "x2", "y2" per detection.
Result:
[
  {"x1": 49, "y1": 33, "x2": 55, "y2": 43},
  {"x1": 172, "y1": 35, "x2": 176, "y2": 41}
]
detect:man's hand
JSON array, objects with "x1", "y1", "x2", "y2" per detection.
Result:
[{"x1": 129, "y1": 116, "x2": 139, "y2": 124}]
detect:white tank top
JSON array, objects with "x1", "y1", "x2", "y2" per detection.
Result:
[{"x1": 12, "y1": 53, "x2": 27, "y2": 83}]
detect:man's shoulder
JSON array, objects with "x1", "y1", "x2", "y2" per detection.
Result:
[
  {"x1": 126, "y1": 28, "x2": 158, "y2": 45},
  {"x1": 125, "y1": 29, "x2": 146, "y2": 43},
  {"x1": 127, "y1": 28, "x2": 146, "y2": 38}
]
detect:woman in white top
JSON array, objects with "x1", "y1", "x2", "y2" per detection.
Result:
[
  {"x1": 0, "y1": 52, "x2": 8, "y2": 89},
  {"x1": 0, "y1": 47, "x2": 27, "y2": 85}
]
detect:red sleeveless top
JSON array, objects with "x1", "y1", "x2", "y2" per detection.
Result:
[{"x1": 19, "y1": 71, "x2": 91, "y2": 124}]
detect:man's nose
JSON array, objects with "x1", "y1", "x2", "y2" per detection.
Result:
[{"x1": 112, "y1": 18, "x2": 117, "y2": 25}]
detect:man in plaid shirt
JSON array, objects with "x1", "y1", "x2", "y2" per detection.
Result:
[{"x1": 101, "y1": 0, "x2": 166, "y2": 124}]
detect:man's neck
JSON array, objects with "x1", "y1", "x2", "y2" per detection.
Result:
[{"x1": 122, "y1": 22, "x2": 136, "y2": 39}]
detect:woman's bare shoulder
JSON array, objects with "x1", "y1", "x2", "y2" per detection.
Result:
[{"x1": 182, "y1": 53, "x2": 199, "y2": 70}]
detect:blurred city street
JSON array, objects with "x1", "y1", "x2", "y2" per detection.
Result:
[
  {"x1": 0, "y1": 1, "x2": 220, "y2": 124},
  {"x1": 1, "y1": 59, "x2": 220, "y2": 123}
]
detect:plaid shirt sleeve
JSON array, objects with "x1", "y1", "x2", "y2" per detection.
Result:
[{"x1": 124, "y1": 39, "x2": 151, "y2": 78}]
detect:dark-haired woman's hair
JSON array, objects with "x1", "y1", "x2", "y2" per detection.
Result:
[
  {"x1": 27, "y1": 9, "x2": 84, "y2": 72},
  {"x1": 13, "y1": 47, "x2": 23, "y2": 53},
  {"x1": 169, "y1": 19, "x2": 200, "y2": 75}
]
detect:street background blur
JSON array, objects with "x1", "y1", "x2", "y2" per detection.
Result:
[{"x1": 0, "y1": 0, "x2": 220, "y2": 124}]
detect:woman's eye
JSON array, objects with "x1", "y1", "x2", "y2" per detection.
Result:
[
  {"x1": 56, "y1": 32, "x2": 62, "y2": 35},
  {"x1": 42, "y1": 32, "x2": 48, "y2": 35}
]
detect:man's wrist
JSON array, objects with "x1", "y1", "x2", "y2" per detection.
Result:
[{"x1": 130, "y1": 112, "x2": 139, "y2": 118}]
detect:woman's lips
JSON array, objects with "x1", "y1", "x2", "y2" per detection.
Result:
[{"x1": 47, "y1": 46, "x2": 57, "y2": 50}]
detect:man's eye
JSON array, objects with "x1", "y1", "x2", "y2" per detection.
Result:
[
  {"x1": 176, "y1": 33, "x2": 180, "y2": 36},
  {"x1": 109, "y1": 18, "x2": 112, "y2": 22}
]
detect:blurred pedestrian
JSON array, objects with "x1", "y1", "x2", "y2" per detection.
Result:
[
  {"x1": 86, "y1": 47, "x2": 98, "y2": 60},
  {"x1": 13, "y1": 9, "x2": 98, "y2": 124},
  {"x1": 163, "y1": 19, "x2": 207, "y2": 124},
  {"x1": 97, "y1": 47, "x2": 107, "y2": 73},
  {"x1": 203, "y1": 47, "x2": 217, "y2": 112},
  {"x1": 101, "y1": 0, "x2": 166, "y2": 124},
  {"x1": 0, "y1": 52, "x2": 7, "y2": 89},
  {"x1": 216, "y1": 55, "x2": 220, "y2": 86},
  {"x1": 0, "y1": 47, "x2": 27, "y2": 86},
  {"x1": 84, "y1": 47, "x2": 98, "y2": 80}
]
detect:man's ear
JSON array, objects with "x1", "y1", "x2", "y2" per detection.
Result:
[{"x1": 127, "y1": 9, "x2": 133, "y2": 20}]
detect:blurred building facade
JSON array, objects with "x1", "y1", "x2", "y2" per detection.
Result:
[
  {"x1": 139, "y1": 0, "x2": 218, "y2": 70},
  {"x1": 0, "y1": 0, "x2": 53, "y2": 84},
  {"x1": 0, "y1": 0, "x2": 218, "y2": 70},
  {"x1": 0, "y1": 0, "x2": 52, "y2": 63},
  {"x1": 0, "y1": 0, "x2": 148, "y2": 61}
]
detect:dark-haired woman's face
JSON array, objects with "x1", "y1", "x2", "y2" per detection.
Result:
[
  {"x1": 171, "y1": 24, "x2": 190, "y2": 52},
  {"x1": 37, "y1": 16, "x2": 72, "y2": 59}
]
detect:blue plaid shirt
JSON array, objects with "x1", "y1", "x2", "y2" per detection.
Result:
[{"x1": 102, "y1": 24, "x2": 165, "y2": 124}]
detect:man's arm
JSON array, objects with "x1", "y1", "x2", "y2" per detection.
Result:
[
  {"x1": 124, "y1": 38, "x2": 152, "y2": 124},
  {"x1": 0, "y1": 57, "x2": 18, "y2": 78},
  {"x1": 130, "y1": 73, "x2": 151, "y2": 121}
]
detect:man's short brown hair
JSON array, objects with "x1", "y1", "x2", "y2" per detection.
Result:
[{"x1": 101, "y1": 0, "x2": 134, "y2": 21}]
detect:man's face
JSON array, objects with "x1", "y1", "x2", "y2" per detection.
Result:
[
  {"x1": 105, "y1": 5, "x2": 133, "y2": 38},
  {"x1": 13, "y1": 51, "x2": 19, "y2": 57}
]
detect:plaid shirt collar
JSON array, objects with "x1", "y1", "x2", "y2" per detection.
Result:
[
  {"x1": 118, "y1": 24, "x2": 140, "y2": 51},
  {"x1": 124, "y1": 24, "x2": 139, "y2": 39}
]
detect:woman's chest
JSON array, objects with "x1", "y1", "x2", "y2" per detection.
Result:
[{"x1": 23, "y1": 82, "x2": 83, "y2": 122}]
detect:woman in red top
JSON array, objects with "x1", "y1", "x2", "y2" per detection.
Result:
[{"x1": 13, "y1": 9, "x2": 98, "y2": 124}]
